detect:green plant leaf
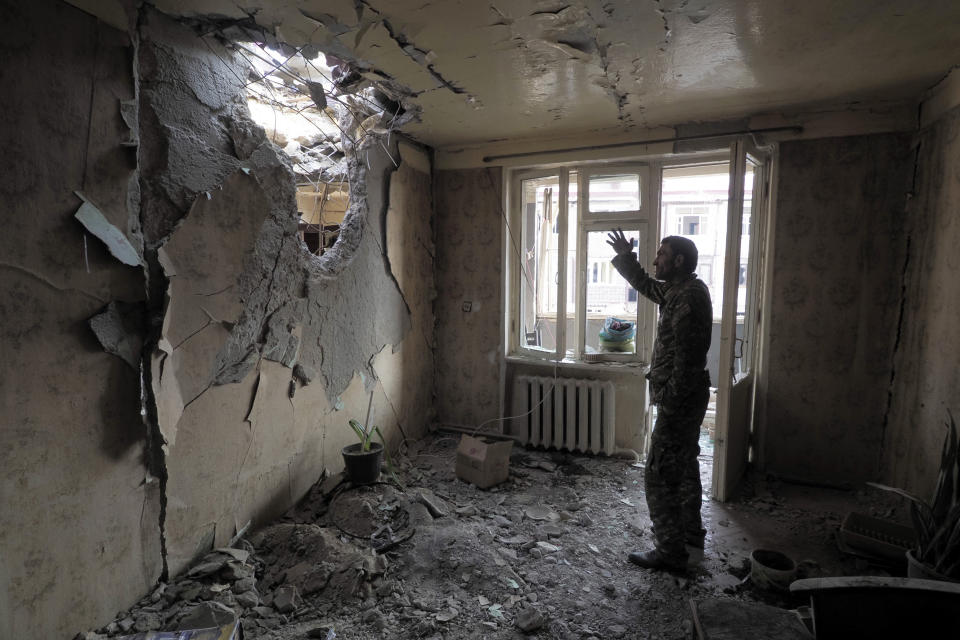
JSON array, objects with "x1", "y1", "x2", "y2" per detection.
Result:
[
  {"x1": 373, "y1": 426, "x2": 405, "y2": 490},
  {"x1": 349, "y1": 419, "x2": 373, "y2": 450}
]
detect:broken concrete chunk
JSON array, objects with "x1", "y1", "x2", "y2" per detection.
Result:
[
  {"x1": 74, "y1": 194, "x2": 142, "y2": 267},
  {"x1": 213, "y1": 547, "x2": 251, "y2": 564},
  {"x1": 416, "y1": 488, "x2": 449, "y2": 518},
  {"x1": 222, "y1": 561, "x2": 254, "y2": 581},
  {"x1": 515, "y1": 607, "x2": 546, "y2": 632},
  {"x1": 535, "y1": 541, "x2": 560, "y2": 554},
  {"x1": 523, "y1": 505, "x2": 559, "y2": 522},
  {"x1": 88, "y1": 301, "x2": 144, "y2": 370},
  {"x1": 235, "y1": 591, "x2": 260, "y2": 609},
  {"x1": 435, "y1": 607, "x2": 459, "y2": 622},
  {"x1": 187, "y1": 559, "x2": 226, "y2": 578},
  {"x1": 306, "y1": 80, "x2": 328, "y2": 109},
  {"x1": 176, "y1": 601, "x2": 236, "y2": 630},
  {"x1": 274, "y1": 585, "x2": 302, "y2": 613}
]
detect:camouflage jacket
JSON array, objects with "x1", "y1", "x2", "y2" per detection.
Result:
[{"x1": 611, "y1": 253, "x2": 712, "y2": 409}]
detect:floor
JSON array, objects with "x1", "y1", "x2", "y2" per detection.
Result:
[{"x1": 81, "y1": 430, "x2": 909, "y2": 640}]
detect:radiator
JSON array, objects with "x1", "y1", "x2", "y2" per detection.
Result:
[{"x1": 511, "y1": 375, "x2": 616, "y2": 455}]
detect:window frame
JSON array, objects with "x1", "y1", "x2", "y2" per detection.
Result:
[
  {"x1": 508, "y1": 162, "x2": 654, "y2": 363},
  {"x1": 510, "y1": 167, "x2": 571, "y2": 361}
]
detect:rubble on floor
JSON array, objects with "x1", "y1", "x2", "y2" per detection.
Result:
[{"x1": 78, "y1": 432, "x2": 910, "y2": 640}]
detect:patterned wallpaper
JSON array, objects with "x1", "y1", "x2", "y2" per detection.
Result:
[
  {"x1": 884, "y1": 107, "x2": 960, "y2": 496},
  {"x1": 433, "y1": 168, "x2": 504, "y2": 428},
  {"x1": 763, "y1": 134, "x2": 912, "y2": 482}
]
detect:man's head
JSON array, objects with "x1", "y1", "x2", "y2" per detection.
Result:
[{"x1": 654, "y1": 236, "x2": 698, "y2": 280}]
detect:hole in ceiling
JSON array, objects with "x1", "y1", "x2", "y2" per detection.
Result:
[{"x1": 234, "y1": 41, "x2": 407, "y2": 258}]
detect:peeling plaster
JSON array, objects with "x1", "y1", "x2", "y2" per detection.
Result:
[{"x1": 148, "y1": 0, "x2": 960, "y2": 148}]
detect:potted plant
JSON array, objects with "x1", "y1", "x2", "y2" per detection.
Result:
[
  {"x1": 342, "y1": 418, "x2": 387, "y2": 484},
  {"x1": 869, "y1": 411, "x2": 960, "y2": 581}
]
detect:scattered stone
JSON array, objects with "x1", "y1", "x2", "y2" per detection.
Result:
[
  {"x1": 435, "y1": 607, "x2": 459, "y2": 622},
  {"x1": 150, "y1": 584, "x2": 167, "y2": 603},
  {"x1": 307, "y1": 625, "x2": 335, "y2": 638},
  {"x1": 214, "y1": 547, "x2": 251, "y2": 563},
  {"x1": 177, "y1": 584, "x2": 203, "y2": 602},
  {"x1": 233, "y1": 577, "x2": 256, "y2": 594},
  {"x1": 516, "y1": 607, "x2": 546, "y2": 632},
  {"x1": 133, "y1": 611, "x2": 161, "y2": 632},
  {"x1": 524, "y1": 505, "x2": 559, "y2": 521},
  {"x1": 608, "y1": 623, "x2": 627, "y2": 637},
  {"x1": 274, "y1": 585, "x2": 302, "y2": 614},
  {"x1": 222, "y1": 561, "x2": 254, "y2": 581},
  {"x1": 117, "y1": 617, "x2": 135, "y2": 632},
  {"x1": 235, "y1": 591, "x2": 259, "y2": 609},
  {"x1": 490, "y1": 514, "x2": 512, "y2": 527},
  {"x1": 540, "y1": 523, "x2": 564, "y2": 538},
  {"x1": 535, "y1": 541, "x2": 560, "y2": 554},
  {"x1": 177, "y1": 601, "x2": 236, "y2": 630},
  {"x1": 455, "y1": 504, "x2": 478, "y2": 517},
  {"x1": 361, "y1": 608, "x2": 386, "y2": 629},
  {"x1": 416, "y1": 488, "x2": 449, "y2": 517}
]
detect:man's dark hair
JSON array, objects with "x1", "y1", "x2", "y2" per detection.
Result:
[{"x1": 661, "y1": 236, "x2": 698, "y2": 273}]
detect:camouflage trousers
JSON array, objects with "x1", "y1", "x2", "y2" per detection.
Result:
[{"x1": 644, "y1": 378, "x2": 710, "y2": 563}]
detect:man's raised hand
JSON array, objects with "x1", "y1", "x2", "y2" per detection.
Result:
[{"x1": 606, "y1": 227, "x2": 634, "y2": 256}]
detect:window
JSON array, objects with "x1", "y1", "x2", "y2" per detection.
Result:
[{"x1": 511, "y1": 165, "x2": 650, "y2": 360}]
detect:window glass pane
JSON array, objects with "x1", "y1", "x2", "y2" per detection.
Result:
[
  {"x1": 584, "y1": 229, "x2": 639, "y2": 354},
  {"x1": 588, "y1": 174, "x2": 640, "y2": 212},
  {"x1": 661, "y1": 164, "x2": 729, "y2": 322},
  {"x1": 520, "y1": 175, "x2": 560, "y2": 351},
  {"x1": 735, "y1": 163, "x2": 755, "y2": 375}
]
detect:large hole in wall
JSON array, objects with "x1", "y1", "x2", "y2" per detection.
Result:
[{"x1": 234, "y1": 40, "x2": 408, "y2": 257}]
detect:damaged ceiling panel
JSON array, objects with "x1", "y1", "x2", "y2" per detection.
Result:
[{"x1": 142, "y1": 0, "x2": 960, "y2": 148}]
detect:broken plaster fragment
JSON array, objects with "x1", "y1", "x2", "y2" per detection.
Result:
[
  {"x1": 306, "y1": 80, "x2": 327, "y2": 109},
  {"x1": 74, "y1": 192, "x2": 142, "y2": 267},
  {"x1": 88, "y1": 301, "x2": 144, "y2": 370},
  {"x1": 119, "y1": 99, "x2": 138, "y2": 147}
]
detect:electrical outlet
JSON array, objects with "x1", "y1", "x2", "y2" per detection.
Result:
[{"x1": 462, "y1": 301, "x2": 473, "y2": 312}]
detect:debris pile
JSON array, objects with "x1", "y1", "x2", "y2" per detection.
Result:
[{"x1": 78, "y1": 433, "x2": 902, "y2": 639}]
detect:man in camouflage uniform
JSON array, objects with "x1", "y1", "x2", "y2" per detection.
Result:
[{"x1": 607, "y1": 230, "x2": 712, "y2": 571}]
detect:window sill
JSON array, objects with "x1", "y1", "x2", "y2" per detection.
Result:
[{"x1": 505, "y1": 353, "x2": 648, "y2": 375}]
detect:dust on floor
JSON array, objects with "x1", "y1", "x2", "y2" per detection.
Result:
[{"x1": 79, "y1": 431, "x2": 907, "y2": 640}]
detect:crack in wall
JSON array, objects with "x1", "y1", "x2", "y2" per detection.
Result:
[
  {"x1": 878, "y1": 137, "x2": 922, "y2": 474},
  {"x1": 133, "y1": 5, "x2": 171, "y2": 583}
]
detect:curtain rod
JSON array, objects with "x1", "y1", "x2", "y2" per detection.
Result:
[{"x1": 481, "y1": 125, "x2": 803, "y2": 163}]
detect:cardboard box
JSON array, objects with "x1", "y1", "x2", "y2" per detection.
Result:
[{"x1": 455, "y1": 434, "x2": 513, "y2": 489}]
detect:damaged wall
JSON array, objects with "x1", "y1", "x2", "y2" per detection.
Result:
[
  {"x1": 761, "y1": 133, "x2": 912, "y2": 483},
  {"x1": 433, "y1": 168, "x2": 504, "y2": 428},
  {"x1": 883, "y1": 104, "x2": 960, "y2": 497},
  {"x1": 139, "y1": 8, "x2": 436, "y2": 579},
  {"x1": 1, "y1": 2, "x2": 436, "y2": 638},
  {"x1": 0, "y1": 3, "x2": 161, "y2": 638}
]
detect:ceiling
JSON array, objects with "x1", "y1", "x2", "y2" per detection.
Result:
[{"x1": 91, "y1": 0, "x2": 960, "y2": 149}]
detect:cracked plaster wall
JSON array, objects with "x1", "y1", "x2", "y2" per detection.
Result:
[
  {"x1": 761, "y1": 133, "x2": 912, "y2": 484},
  {"x1": 0, "y1": 2, "x2": 435, "y2": 637},
  {"x1": 433, "y1": 169, "x2": 504, "y2": 428},
  {"x1": 140, "y1": 8, "x2": 435, "y2": 578},
  {"x1": 0, "y1": 3, "x2": 161, "y2": 639},
  {"x1": 883, "y1": 104, "x2": 960, "y2": 497}
]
